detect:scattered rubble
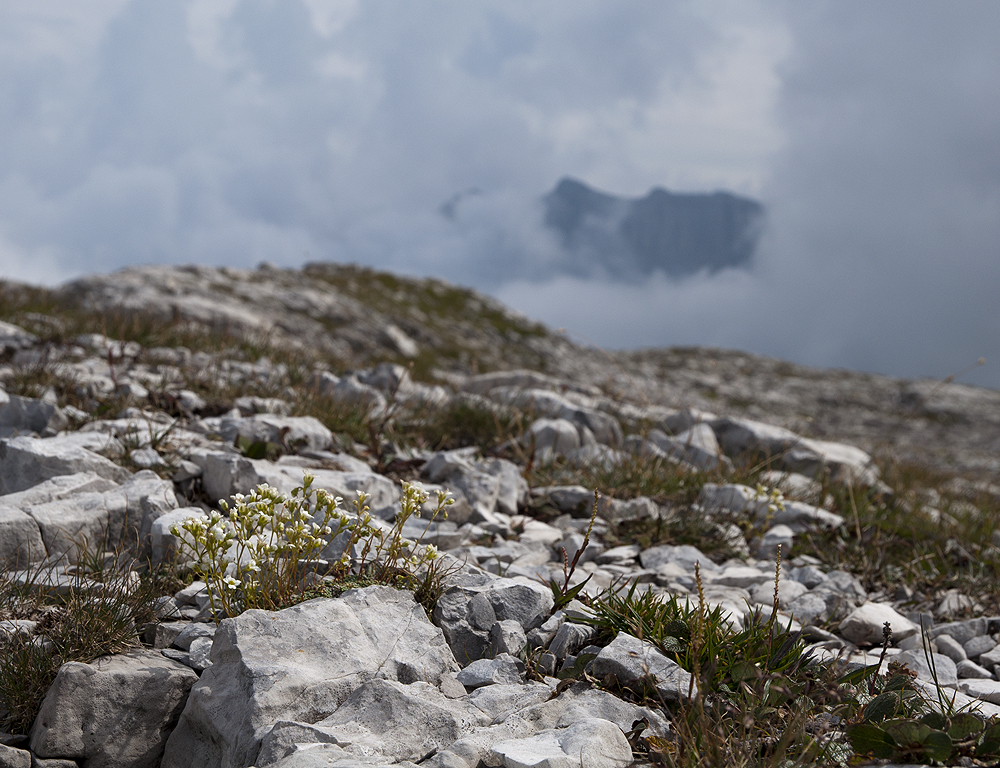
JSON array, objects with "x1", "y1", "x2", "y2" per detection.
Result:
[{"x1": 1, "y1": 266, "x2": 1000, "y2": 767}]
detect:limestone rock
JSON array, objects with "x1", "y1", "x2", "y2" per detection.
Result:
[
  {"x1": 0, "y1": 434, "x2": 131, "y2": 495},
  {"x1": 524, "y1": 419, "x2": 581, "y2": 461},
  {"x1": 639, "y1": 544, "x2": 718, "y2": 573},
  {"x1": 589, "y1": 632, "x2": 696, "y2": 702},
  {"x1": 956, "y1": 659, "x2": 993, "y2": 679},
  {"x1": 0, "y1": 395, "x2": 68, "y2": 437},
  {"x1": 457, "y1": 654, "x2": 525, "y2": 688},
  {"x1": 212, "y1": 415, "x2": 333, "y2": 454},
  {"x1": 29, "y1": 649, "x2": 197, "y2": 768},
  {"x1": 710, "y1": 417, "x2": 879, "y2": 485},
  {"x1": 838, "y1": 602, "x2": 919, "y2": 646},
  {"x1": 151, "y1": 507, "x2": 207, "y2": 564},
  {"x1": 0, "y1": 471, "x2": 120, "y2": 507},
  {"x1": 0, "y1": 320, "x2": 37, "y2": 352},
  {"x1": 933, "y1": 634, "x2": 967, "y2": 663},
  {"x1": 648, "y1": 423, "x2": 724, "y2": 471},
  {"x1": 490, "y1": 718, "x2": 632, "y2": 768},
  {"x1": 547, "y1": 623, "x2": 597, "y2": 660},
  {"x1": 430, "y1": 684, "x2": 667, "y2": 768},
  {"x1": 0, "y1": 505, "x2": 46, "y2": 568},
  {"x1": 896, "y1": 649, "x2": 958, "y2": 686},
  {"x1": 489, "y1": 620, "x2": 528, "y2": 657},
  {"x1": 433, "y1": 572, "x2": 554, "y2": 665},
  {"x1": 161, "y1": 587, "x2": 460, "y2": 768},
  {"x1": 754, "y1": 524, "x2": 794, "y2": 559}
]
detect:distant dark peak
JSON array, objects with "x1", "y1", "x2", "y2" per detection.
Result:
[
  {"x1": 543, "y1": 177, "x2": 764, "y2": 280},
  {"x1": 544, "y1": 178, "x2": 623, "y2": 233}
]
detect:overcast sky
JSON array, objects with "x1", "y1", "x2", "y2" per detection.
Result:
[{"x1": 1, "y1": 1, "x2": 998, "y2": 388}]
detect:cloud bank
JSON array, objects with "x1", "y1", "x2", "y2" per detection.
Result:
[
  {"x1": 503, "y1": 2, "x2": 1000, "y2": 388},
  {"x1": 0, "y1": 1, "x2": 780, "y2": 280},
  {"x1": 1, "y1": 1, "x2": 998, "y2": 387}
]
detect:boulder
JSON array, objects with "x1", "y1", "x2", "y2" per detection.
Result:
[
  {"x1": 750, "y1": 577, "x2": 808, "y2": 608},
  {"x1": 896, "y1": 649, "x2": 959, "y2": 687},
  {"x1": 259, "y1": 679, "x2": 489, "y2": 766},
  {"x1": 196, "y1": 451, "x2": 259, "y2": 504},
  {"x1": 785, "y1": 593, "x2": 829, "y2": 627},
  {"x1": 0, "y1": 395, "x2": 68, "y2": 437},
  {"x1": 532, "y1": 486, "x2": 593, "y2": 516},
  {"x1": 161, "y1": 587, "x2": 460, "y2": 768},
  {"x1": 589, "y1": 633, "x2": 696, "y2": 702},
  {"x1": 0, "y1": 435, "x2": 130, "y2": 495},
  {"x1": 0, "y1": 505, "x2": 46, "y2": 568},
  {"x1": 0, "y1": 744, "x2": 31, "y2": 768},
  {"x1": 29, "y1": 649, "x2": 198, "y2": 768},
  {"x1": 119, "y1": 470, "x2": 180, "y2": 547},
  {"x1": 0, "y1": 320, "x2": 37, "y2": 352},
  {"x1": 457, "y1": 654, "x2": 525, "y2": 689},
  {"x1": 213, "y1": 415, "x2": 333, "y2": 454},
  {"x1": 697, "y1": 483, "x2": 757, "y2": 514},
  {"x1": 427, "y1": 684, "x2": 668, "y2": 768},
  {"x1": 433, "y1": 572, "x2": 554, "y2": 665},
  {"x1": 21, "y1": 491, "x2": 128, "y2": 561},
  {"x1": 754, "y1": 524, "x2": 794, "y2": 559},
  {"x1": 547, "y1": 623, "x2": 597, "y2": 661},
  {"x1": 639, "y1": 544, "x2": 719, "y2": 573},
  {"x1": 424, "y1": 453, "x2": 503, "y2": 523},
  {"x1": 770, "y1": 500, "x2": 844, "y2": 532},
  {"x1": 648, "y1": 424, "x2": 724, "y2": 471},
  {"x1": 195, "y1": 453, "x2": 400, "y2": 519},
  {"x1": 489, "y1": 621, "x2": 528, "y2": 658},
  {"x1": 956, "y1": 660, "x2": 993, "y2": 679},
  {"x1": 838, "y1": 602, "x2": 919, "y2": 646},
  {"x1": 461, "y1": 371, "x2": 599, "y2": 399},
  {"x1": 234, "y1": 397, "x2": 292, "y2": 416},
  {"x1": 261, "y1": 743, "x2": 405, "y2": 768},
  {"x1": 0, "y1": 472, "x2": 120, "y2": 507},
  {"x1": 251, "y1": 465, "x2": 400, "y2": 520},
  {"x1": 14, "y1": 470, "x2": 175, "y2": 561},
  {"x1": 490, "y1": 718, "x2": 632, "y2": 768},
  {"x1": 481, "y1": 458, "x2": 528, "y2": 517},
  {"x1": 327, "y1": 375, "x2": 387, "y2": 416},
  {"x1": 928, "y1": 617, "x2": 988, "y2": 645},
  {"x1": 709, "y1": 417, "x2": 878, "y2": 484},
  {"x1": 524, "y1": 419, "x2": 581, "y2": 460}
]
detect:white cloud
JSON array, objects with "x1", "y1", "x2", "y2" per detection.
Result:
[{"x1": 0, "y1": 0, "x2": 783, "y2": 275}]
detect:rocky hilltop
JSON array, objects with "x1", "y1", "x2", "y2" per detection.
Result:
[
  {"x1": 12, "y1": 262, "x2": 1000, "y2": 477},
  {"x1": 0, "y1": 262, "x2": 999, "y2": 767}
]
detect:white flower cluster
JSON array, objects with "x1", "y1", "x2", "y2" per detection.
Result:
[
  {"x1": 169, "y1": 474, "x2": 454, "y2": 619},
  {"x1": 170, "y1": 474, "x2": 344, "y2": 616},
  {"x1": 754, "y1": 483, "x2": 786, "y2": 514}
]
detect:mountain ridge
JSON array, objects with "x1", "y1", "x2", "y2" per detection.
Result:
[{"x1": 542, "y1": 176, "x2": 764, "y2": 280}]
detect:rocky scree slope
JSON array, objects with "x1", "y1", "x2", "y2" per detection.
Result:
[
  {"x1": 10, "y1": 262, "x2": 999, "y2": 478},
  {"x1": 0, "y1": 265, "x2": 998, "y2": 767}
]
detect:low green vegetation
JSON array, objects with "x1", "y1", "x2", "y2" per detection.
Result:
[{"x1": 795, "y1": 458, "x2": 1000, "y2": 617}]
